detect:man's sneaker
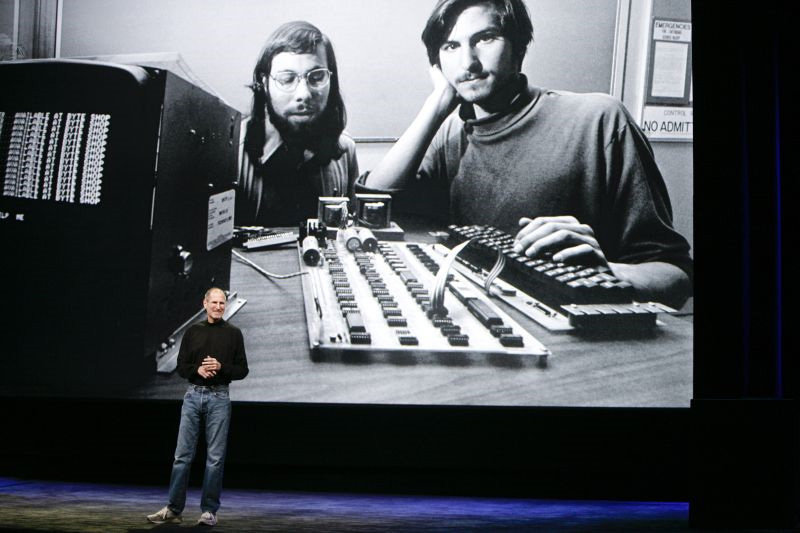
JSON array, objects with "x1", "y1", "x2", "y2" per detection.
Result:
[
  {"x1": 146, "y1": 506, "x2": 182, "y2": 524},
  {"x1": 198, "y1": 511, "x2": 217, "y2": 526}
]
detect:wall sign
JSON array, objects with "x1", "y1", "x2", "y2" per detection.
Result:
[
  {"x1": 641, "y1": 105, "x2": 693, "y2": 141},
  {"x1": 641, "y1": 18, "x2": 693, "y2": 141}
]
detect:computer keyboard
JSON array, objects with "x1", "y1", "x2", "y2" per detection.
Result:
[
  {"x1": 243, "y1": 231, "x2": 297, "y2": 250},
  {"x1": 445, "y1": 225, "x2": 673, "y2": 329},
  {"x1": 234, "y1": 227, "x2": 298, "y2": 250}
]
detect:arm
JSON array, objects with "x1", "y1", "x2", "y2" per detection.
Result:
[
  {"x1": 512, "y1": 98, "x2": 692, "y2": 308},
  {"x1": 513, "y1": 214, "x2": 691, "y2": 309},
  {"x1": 213, "y1": 329, "x2": 249, "y2": 381},
  {"x1": 175, "y1": 328, "x2": 200, "y2": 380},
  {"x1": 227, "y1": 330, "x2": 249, "y2": 381},
  {"x1": 608, "y1": 260, "x2": 691, "y2": 309},
  {"x1": 366, "y1": 67, "x2": 459, "y2": 190}
]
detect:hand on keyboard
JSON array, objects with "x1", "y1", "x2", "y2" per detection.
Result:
[{"x1": 513, "y1": 216, "x2": 608, "y2": 268}]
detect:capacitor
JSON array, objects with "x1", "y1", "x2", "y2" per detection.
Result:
[
  {"x1": 341, "y1": 227, "x2": 362, "y2": 252},
  {"x1": 359, "y1": 227, "x2": 378, "y2": 252},
  {"x1": 315, "y1": 221, "x2": 328, "y2": 248},
  {"x1": 302, "y1": 235, "x2": 321, "y2": 266}
]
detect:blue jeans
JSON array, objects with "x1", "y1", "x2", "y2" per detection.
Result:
[{"x1": 167, "y1": 384, "x2": 231, "y2": 514}]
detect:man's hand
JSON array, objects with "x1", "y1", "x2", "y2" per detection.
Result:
[
  {"x1": 514, "y1": 216, "x2": 691, "y2": 307},
  {"x1": 429, "y1": 66, "x2": 459, "y2": 118},
  {"x1": 197, "y1": 356, "x2": 221, "y2": 379},
  {"x1": 514, "y1": 216, "x2": 608, "y2": 267},
  {"x1": 365, "y1": 66, "x2": 459, "y2": 191}
]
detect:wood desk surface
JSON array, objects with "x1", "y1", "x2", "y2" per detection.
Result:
[{"x1": 135, "y1": 229, "x2": 693, "y2": 407}]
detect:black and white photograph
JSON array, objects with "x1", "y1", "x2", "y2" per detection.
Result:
[{"x1": 1, "y1": 0, "x2": 693, "y2": 407}]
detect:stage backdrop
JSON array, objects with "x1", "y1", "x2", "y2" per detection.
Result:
[{"x1": 1, "y1": 0, "x2": 693, "y2": 408}]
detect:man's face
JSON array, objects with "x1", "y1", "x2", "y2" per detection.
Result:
[
  {"x1": 438, "y1": 3, "x2": 516, "y2": 109},
  {"x1": 203, "y1": 290, "x2": 227, "y2": 323},
  {"x1": 267, "y1": 44, "x2": 330, "y2": 137}
]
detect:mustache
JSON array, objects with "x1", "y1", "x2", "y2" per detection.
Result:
[
  {"x1": 290, "y1": 105, "x2": 317, "y2": 114},
  {"x1": 456, "y1": 72, "x2": 489, "y2": 83}
]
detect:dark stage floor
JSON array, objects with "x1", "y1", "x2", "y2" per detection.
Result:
[{"x1": 0, "y1": 477, "x2": 792, "y2": 532}]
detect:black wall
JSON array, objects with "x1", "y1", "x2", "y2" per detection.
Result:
[{"x1": 689, "y1": 0, "x2": 797, "y2": 527}]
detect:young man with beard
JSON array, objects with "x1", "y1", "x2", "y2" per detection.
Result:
[
  {"x1": 237, "y1": 21, "x2": 358, "y2": 227},
  {"x1": 363, "y1": 0, "x2": 692, "y2": 308}
]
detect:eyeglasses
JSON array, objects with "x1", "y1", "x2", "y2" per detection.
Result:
[{"x1": 268, "y1": 68, "x2": 332, "y2": 92}]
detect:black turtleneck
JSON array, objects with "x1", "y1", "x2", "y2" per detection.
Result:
[{"x1": 176, "y1": 319, "x2": 249, "y2": 385}]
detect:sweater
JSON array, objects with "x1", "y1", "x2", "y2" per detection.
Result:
[
  {"x1": 176, "y1": 319, "x2": 249, "y2": 386},
  {"x1": 373, "y1": 82, "x2": 693, "y2": 278}
]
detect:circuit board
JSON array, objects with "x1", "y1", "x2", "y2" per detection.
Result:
[{"x1": 298, "y1": 238, "x2": 549, "y2": 366}]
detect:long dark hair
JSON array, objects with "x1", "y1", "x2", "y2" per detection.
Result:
[
  {"x1": 421, "y1": 0, "x2": 533, "y2": 71},
  {"x1": 245, "y1": 21, "x2": 347, "y2": 165}
]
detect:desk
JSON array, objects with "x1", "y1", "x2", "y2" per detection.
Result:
[{"x1": 134, "y1": 227, "x2": 692, "y2": 407}]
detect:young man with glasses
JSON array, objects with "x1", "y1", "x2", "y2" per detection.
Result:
[
  {"x1": 363, "y1": 0, "x2": 692, "y2": 308},
  {"x1": 237, "y1": 21, "x2": 358, "y2": 227}
]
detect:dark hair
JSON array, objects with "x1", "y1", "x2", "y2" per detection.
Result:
[
  {"x1": 244, "y1": 21, "x2": 347, "y2": 164},
  {"x1": 421, "y1": 0, "x2": 533, "y2": 70}
]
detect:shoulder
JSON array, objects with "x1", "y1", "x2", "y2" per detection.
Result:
[
  {"x1": 220, "y1": 320, "x2": 243, "y2": 335},
  {"x1": 433, "y1": 111, "x2": 467, "y2": 149},
  {"x1": 339, "y1": 131, "x2": 356, "y2": 148},
  {"x1": 336, "y1": 131, "x2": 356, "y2": 154},
  {"x1": 203, "y1": 320, "x2": 244, "y2": 339},
  {"x1": 335, "y1": 131, "x2": 358, "y2": 161},
  {"x1": 183, "y1": 321, "x2": 207, "y2": 337},
  {"x1": 546, "y1": 89, "x2": 631, "y2": 119},
  {"x1": 215, "y1": 319, "x2": 237, "y2": 329},
  {"x1": 442, "y1": 111, "x2": 465, "y2": 134},
  {"x1": 539, "y1": 89, "x2": 636, "y2": 138}
]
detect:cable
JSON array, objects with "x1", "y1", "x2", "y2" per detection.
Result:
[
  {"x1": 430, "y1": 239, "x2": 472, "y2": 314},
  {"x1": 232, "y1": 250, "x2": 307, "y2": 279},
  {"x1": 483, "y1": 252, "x2": 506, "y2": 295},
  {"x1": 430, "y1": 240, "x2": 506, "y2": 314}
]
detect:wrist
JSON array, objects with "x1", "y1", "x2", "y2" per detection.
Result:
[{"x1": 425, "y1": 88, "x2": 458, "y2": 121}]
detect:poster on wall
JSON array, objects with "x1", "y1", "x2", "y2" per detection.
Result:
[{"x1": 641, "y1": 18, "x2": 692, "y2": 141}]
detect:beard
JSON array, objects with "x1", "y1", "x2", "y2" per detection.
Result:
[{"x1": 266, "y1": 98, "x2": 324, "y2": 147}]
